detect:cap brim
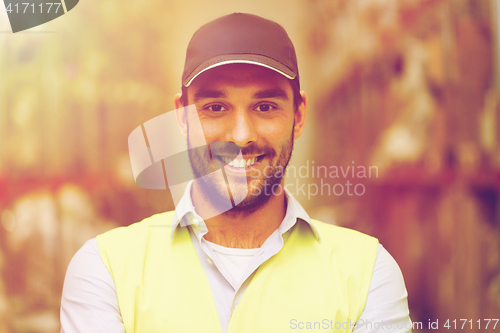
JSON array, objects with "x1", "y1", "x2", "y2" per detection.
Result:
[{"x1": 183, "y1": 54, "x2": 296, "y2": 87}]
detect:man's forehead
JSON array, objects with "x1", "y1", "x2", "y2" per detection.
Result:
[{"x1": 192, "y1": 87, "x2": 290, "y2": 103}]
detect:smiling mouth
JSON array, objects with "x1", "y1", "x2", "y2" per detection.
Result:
[{"x1": 217, "y1": 155, "x2": 264, "y2": 168}]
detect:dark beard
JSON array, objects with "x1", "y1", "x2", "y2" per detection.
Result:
[{"x1": 187, "y1": 127, "x2": 294, "y2": 218}]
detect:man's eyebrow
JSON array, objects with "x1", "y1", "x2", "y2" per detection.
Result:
[
  {"x1": 193, "y1": 89, "x2": 226, "y2": 102},
  {"x1": 252, "y1": 88, "x2": 289, "y2": 100}
]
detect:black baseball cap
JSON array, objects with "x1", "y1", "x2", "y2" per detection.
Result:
[{"x1": 181, "y1": 13, "x2": 299, "y2": 88}]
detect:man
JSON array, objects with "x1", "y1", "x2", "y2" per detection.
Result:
[{"x1": 61, "y1": 13, "x2": 412, "y2": 332}]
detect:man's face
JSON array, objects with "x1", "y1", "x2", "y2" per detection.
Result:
[{"x1": 178, "y1": 64, "x2": 306, "y2": 214}]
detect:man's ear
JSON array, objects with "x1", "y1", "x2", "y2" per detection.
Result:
[
  {"x1": 293, "y1": 91, "x2": 307, "y2": 140},
  {"x1": 173, "y1": 93, "x2": 188, "y2": 140}
]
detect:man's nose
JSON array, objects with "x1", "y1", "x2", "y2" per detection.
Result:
[{"x1": 225, "y1": 109, "x2": 257, "y2": 146}]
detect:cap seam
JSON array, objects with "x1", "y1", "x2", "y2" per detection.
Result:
[
  {"x1": 184, "y1": 54, "x2": 296, "y2": 86},
  {"x1": 185, "y1": 60, "x2": 295, "y2": 87}
]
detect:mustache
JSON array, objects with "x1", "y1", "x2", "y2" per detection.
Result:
[
  {"x1": 239, "y1": 144, "x2": 276, "y2": 158},
  {"x1": 209, "y1": 141, "x2": 276, "y2": 159},
  {"x1": 184, "y1": 140, "x2": 279, "y2": 182}
]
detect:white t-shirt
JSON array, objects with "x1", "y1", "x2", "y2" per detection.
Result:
[{"x1": 205, "y1": 240, "x2": 260, "y2": 283}]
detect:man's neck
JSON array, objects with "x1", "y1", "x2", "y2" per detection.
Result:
[{"x1": 191, "y1": 184, "x2": 287, "y2": 249}]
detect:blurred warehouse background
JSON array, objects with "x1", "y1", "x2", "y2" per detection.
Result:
[{"x1": 1, "y1": 0, "x2": 500, "y2": 331}]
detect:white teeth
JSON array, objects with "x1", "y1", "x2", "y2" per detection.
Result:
[{"x1": 220, "y1": 156, "x2": 257, "y2": 168}]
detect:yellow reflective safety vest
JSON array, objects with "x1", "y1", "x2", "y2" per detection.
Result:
[{"x1": 97, "y1": 211, "x2": 378, "y2": 333}]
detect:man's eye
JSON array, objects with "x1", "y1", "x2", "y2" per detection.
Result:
[
  {"x1": 206, "y1": 104, "x2": 226, "y2": 112},
  {"x1": 255, "y1": 104, "x2": 275, "y2": 112}
]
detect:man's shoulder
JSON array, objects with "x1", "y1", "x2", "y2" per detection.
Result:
[
  {"x1": 101, "y1": 211, "x2": 175, "y2": 234},
  {"x1": 307, "y1": 219, "x2": 379, "y2": 254},
  {"x1": 97, "y1": 211, "x2": 176, "y2": 249},
  {"x1": 310, "y1": 219, "x2": 377, "y2": 242}
]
